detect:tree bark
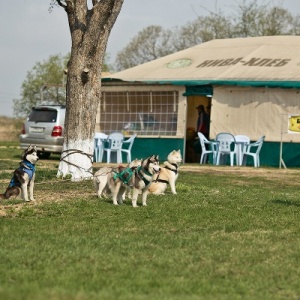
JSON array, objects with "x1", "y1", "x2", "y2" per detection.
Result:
[{"x1": 56, "y1": 0, "x2": 124, "y2": 181}]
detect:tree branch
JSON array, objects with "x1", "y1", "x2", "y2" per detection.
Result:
[
  {"x1": 55, "y1": 0, "x2": 74, "y2": 14},
  {"x1": 56, "y1": 0, "x2": 67, "y2": 9}
]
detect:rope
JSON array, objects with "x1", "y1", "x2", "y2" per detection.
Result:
[
  {"x1": 1, "y1": 149, "x2": 126, "y2": 188},
  {"x1": 59, "y1": 149, "x2": 94, "y2": 175}
]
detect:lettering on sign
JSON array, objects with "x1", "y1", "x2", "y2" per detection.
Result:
[{"x1": 196, "y1": 57, "x2": 291, "y2": 68}]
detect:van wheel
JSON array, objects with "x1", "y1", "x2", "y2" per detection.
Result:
[{"x1": 37, "y1": 151, "x2": 51, "y2": 159}]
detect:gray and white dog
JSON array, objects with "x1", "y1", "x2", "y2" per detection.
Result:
[
  {"x1": 0, "y1": 145, "x2": 39, "y2": 202},
  {"x1": 94, "y1": 155, "x2": 160, "y2": 207}
]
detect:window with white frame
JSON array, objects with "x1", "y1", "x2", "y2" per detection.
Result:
[{"x1": 99, "y1": 90, "x2": 178, "y2": 136}]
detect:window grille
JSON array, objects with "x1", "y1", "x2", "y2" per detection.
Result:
[{"x1": 99, "y1": 91, "x2": 178, "y2": 136}]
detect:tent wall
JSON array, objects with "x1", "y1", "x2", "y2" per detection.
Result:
[
  {"x1": 211, "y1": 86, "x2": 300, "y2": 142},
  {"x1": 260, "y1": 141, "x2": 300, "y2": 167}
]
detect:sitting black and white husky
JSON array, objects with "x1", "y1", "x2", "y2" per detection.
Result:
[
  {"x1": 0, "y1": 145, "x2": 39, "y2": 202},
  {"x1": 94, "y1": 155, "x2": 160, "y2": 207}
]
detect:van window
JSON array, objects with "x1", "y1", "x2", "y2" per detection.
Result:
[{"x1": 28, "y1": 109, "x2": 57, "y2": 122}]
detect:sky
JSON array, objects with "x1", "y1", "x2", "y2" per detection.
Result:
[{"x1": 0, "y1": 0, "x2": 299, "y2": 117}]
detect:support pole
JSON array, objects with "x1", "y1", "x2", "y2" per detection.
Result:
[{"x1": 279, "y1": 114, "x2": 287, "y2": 169}]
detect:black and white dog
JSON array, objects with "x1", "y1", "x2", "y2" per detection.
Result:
[
  {"x1": 94, "y1": 155, "x2": 160, "y2": 207},
  {"x1": 0, "y1": 145, "x2": 39, "y2": 201}
]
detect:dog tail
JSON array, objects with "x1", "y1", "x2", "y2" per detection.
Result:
[
  {"x1": 93, "y1": 175, "x2": 100, "y2": 191},
  {"x1": 0, "y1": 187, "x2": 20, "y2": 199}
]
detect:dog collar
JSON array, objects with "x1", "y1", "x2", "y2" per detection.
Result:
[{"x1": 21, "y1": 160, "x2": 36, "y2": 172}]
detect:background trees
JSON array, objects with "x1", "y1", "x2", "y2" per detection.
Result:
[
  {"x1": 114, "y1": 26, "x2": 175, "y2": 70},
  {"x1": 16, "y1": 1, "x2": 300, "y2": 114},
  {"x1": 114, "y1": 0, "x2": 300, "y2": 71},
  {"x1": 13, "y1": 53, "x2": 111, "y2": 119},
  {"x1": 13, "y1": 54, "x2": 69, "y2": 118}
]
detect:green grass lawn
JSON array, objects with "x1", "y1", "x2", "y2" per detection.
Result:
[{"x1": 1, "y1": 144, "x2": 300, "y2": 299}]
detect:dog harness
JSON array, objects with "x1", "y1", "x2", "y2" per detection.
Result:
[
  {"x1": 154, "y1": 163, "x2": 179, "y2": 184},
  {"x1": 113, "y1": 167, "x2": 134, "y2": 185},
  {"x1": 136, "y1": 165, "x2": 153, "y2": 186},
  {"x1": 113, "y1": 160, "x2": 156, "y2": 187},
  {"x1": 164, "y1": 163, "x2": 178, "y2": 174},
  {"x1": 9, "y1": 160, "x2": 36, "y2": 188}
]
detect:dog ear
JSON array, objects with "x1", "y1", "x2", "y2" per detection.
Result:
[
  {"x1": 26, "y1": 145, "x2": 34, "y2": 154},
  {"x1": 21, "y1": 149, "x2": 26, "y2": 160}
]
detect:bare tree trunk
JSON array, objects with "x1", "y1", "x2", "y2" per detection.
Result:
[{"x1": 56, "y1": 0, "x2": 124, "y2": 181}]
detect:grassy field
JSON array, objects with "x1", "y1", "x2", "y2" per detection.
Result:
[{"x1": 1, "y1": 142, "x2": 300, "y2": 299}]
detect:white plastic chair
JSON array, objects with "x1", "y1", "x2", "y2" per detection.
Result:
[
  {"x1": 94, "y1": 132, "x2": 108, "y2": 162},
  {"x1": 215, "y1": 132, "x2": 237, "y2": 166},
  {"x1": 121, "y1": 134, "x2": 137, "y2": 163},
  {"x1": 197, "y1": 132, "x2": 218, "y2": 164},
  {"x1": 244, "y1": 135, "x2": 265, "y2": 167},
  {"x1": 234, "y1": 135, "x2": 250, "y2": 166},
  {"x1": 101, "y1": 132, "x2": 124, "y2": 163}
]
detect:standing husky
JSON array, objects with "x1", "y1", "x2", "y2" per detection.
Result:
[
  {"x1": 93, "y1": 159, "x2": 141, "y2": 201},
  {"x1": 94, "y1": 155, "x2": 160, "y2": 207},
  {"x1": 148, "y1": 150, "x2": 182, "y2": 195},
  {"x1": 0, "y1": 145, "x2": 39, "y2": 201}
]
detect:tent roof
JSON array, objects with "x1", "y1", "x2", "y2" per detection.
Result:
[{"x1": 103, "y1": 36, "x2": 300, "y2": 88}]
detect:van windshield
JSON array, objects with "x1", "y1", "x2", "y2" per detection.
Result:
[{"x1": 28, "y1": 109, "x2": 57, "y2": 123}]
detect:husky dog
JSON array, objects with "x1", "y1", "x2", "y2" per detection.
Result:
[
  {"x1": 93, "y1": 159, "x2": 142, "y2": 200},
  {"x1": 94, "y1": 155, "x2": 160, "y2": 207},
  {"x1": 148, "y1": 150, "x2": 182, "y2": 195},
  {"x1": 0, "y1": 145, "x2": 39, "y2": 202}
]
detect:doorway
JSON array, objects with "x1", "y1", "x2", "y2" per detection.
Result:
[{"x1": 185, "y1": 95, "x2": 212, "y2": 162}]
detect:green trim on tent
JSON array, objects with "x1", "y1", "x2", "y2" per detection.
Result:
[
  {"x1": 102, "y1": 78, "x2": 300, "y2": 89},
  {"x1": 183, "y1": 85, "x2": 213, "y2": 96},
  {"x1": 127, "y1": 138, "x2": 300, "y2": 168}
]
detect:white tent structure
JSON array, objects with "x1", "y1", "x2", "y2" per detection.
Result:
[{"x1": 100, "y1": 36, "x2": 300, "y2": 166}]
